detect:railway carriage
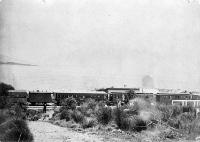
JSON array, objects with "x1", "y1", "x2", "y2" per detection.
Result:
[
  {"x1": 7, "y1": 90, "x2": 28, "y2": 104},
  {"x1": 28, "y1": 91, "x2": 53, "y2": 105},
  {"x1": 54, "y1": 91, "x2": 107, "y2": 106},
  {"x1": 156, "y1": 92, "x2": 194, "y2": 105}
]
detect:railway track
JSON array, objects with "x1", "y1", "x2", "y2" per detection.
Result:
[
  {"x1": 27, "y1": 105, "x2": 117, "y2": 110},
  {"x1": 27, "y1": 106, "x2": 61, "y2": 110}
]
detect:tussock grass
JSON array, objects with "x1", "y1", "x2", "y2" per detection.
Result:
[
  {"x1": 0, "y1": 116, "x2": 33, "y2": 142},
  {"x1": 96, "y1": 106, "x2": 112, "y2": 125},
  {"x1": 60, "y1": 110, "x2": 71, "y2": 121},
  {"x1": 71, "y1": 110, "x2": 85, "y2": 123},
  {"x1": 61, "y1": 97, "x2": 77, "y2": 111}
]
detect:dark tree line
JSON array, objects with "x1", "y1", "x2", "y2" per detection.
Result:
[{"x1": 0, "y1": 82, "x2": 14, "y2": 108}]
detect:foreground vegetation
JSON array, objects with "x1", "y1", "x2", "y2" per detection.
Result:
[
  {"x1": 0, "y1": 82, "x2": 33, "y2": 142},
  {"x1": 2, "y1": 82, "x2": 200, "y2": 141},
  {"x1": 49, "y1": 97, "x2": 200, "y2": 142}
]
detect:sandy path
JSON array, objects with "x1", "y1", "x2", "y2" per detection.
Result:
[{"x1": 28, "y1": 121, "x2": 104, "y2": 142}]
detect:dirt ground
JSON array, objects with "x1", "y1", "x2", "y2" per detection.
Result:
[
  {"x1": 28, "y1": 121, "x2": 102, "y2": 142},
  {"x1": 28, "y1": 121, "x2": 136, "y2": 142},
  {"x1": 28, "y1": 121, "x2": 200, "y2": 142}
]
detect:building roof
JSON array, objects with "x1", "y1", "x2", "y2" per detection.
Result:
[
  {"x1": 97, "y1": 87, "x2": 140, "y2": 91},
  {"x1": 54, "y1": 90, "x2": 107, "y2": 94},
  {"x1": 156, "y1": 92, "x2": 190, "y2": 96},
  {"x1": 29, "y1": 91, "x2": 53, "y2": 94},
  {"x1": 8, "y1": 90, "x2": 28, "y2": 93}
]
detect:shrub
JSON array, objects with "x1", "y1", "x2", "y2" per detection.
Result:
[
  {"x1": 113, "y1": 106, "x2": 127, "y2": 128},
  {"x1": 60, "y1": 110, "x2": 71, "y2": 121},
  {"x1": 79, "y1": 99, "x2": 97, "y2": 117},
  {"x1": 71, "y1": 110, "x2": 84, "y2": 123},
  {"x1": 117, "y1": 115, "x2": 147, "y2": 132},
  {"x1": 187, "y1": 118, "x2": 200, "y2": 139},
  {"x1": 183, "y1": 105, "x2": 196, "y2": 113},
  {"x1": 0, "y1": 96, "x2": 8, "y2": 109},
  {"x1": 119, "y1": 117, "x2": 132, "y2": 131},
  {"x1": 96, "y1": 106, "x2": 112, "y2": 125},
  {"x1": 178, "y1": 112, "x2": 196, "y2": 133},
  {"x1": 129, "y1": 98, "x2": 151, "y2": 111},
  {"x1": 171, "y1": 105, "x2": 183, "y2": 118},
  {"x1": 0, "y1": 83, "x2": 15, "y2": 109},
  {"x1": 158, "y1": 126, "x2": 181, "y2": 140},
  {"x1": 2, "y1": 119, "x2": 33, "y2": 142},
  {"x1": 0, "y1": 114, "x2": 7, "y2": 124},
  {"x1": 79, "y1": 105, "x2": 92, "y2": 117},
  {"x1": 97, "y1": 101, "x2": 106, "y2": 108},
  {"x1": 178, "y1": 112, "x2": 195, "y2": 123},
  {"x1": 82, "y1": 117, "x2": 97, "y2": 129},
  {"x1": 8, "y1": 101, "x2": 27, "y2": 120},
  {"x1": 157, "y1": 104, "x2": 173, "y2": 122},
  {"x1": 85, "y1": 99, "x2": 97, "y2": 110},
  {"x1": 26, "y1": 109, "x2": 41, "y2": 121},
  {"x1": 167, "y1": 118, "x2": 181, "y2": 129},
  {"x1": 133, "y1": 117, "x2": 147, "y2": 132},
  {"x1": 61, "y1": 97, "x2": 77, "y2": 111}
]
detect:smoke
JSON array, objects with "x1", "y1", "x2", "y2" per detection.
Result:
[
  {"x1": 129, "y1": 97, "x2": 161, "y2": 122},
  {"x1": 139, "y1": 110, "x2": 152, "y2": 121},
  {"x1": 142, "y1": 75, "x2": 154, "y2": 88}
]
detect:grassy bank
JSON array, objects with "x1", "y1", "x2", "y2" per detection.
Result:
[{"x1": 49, "y1": 97, "x2": 200, "y2": 142}]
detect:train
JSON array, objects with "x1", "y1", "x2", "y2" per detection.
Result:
[
  {"x1": 7, "y1": 89, "x2": 133, "y2": 106},
  {"x1": 7, "y1": 88, "x2": 200, "y2": 107}
]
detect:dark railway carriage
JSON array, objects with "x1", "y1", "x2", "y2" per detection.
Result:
[
  {"x1": 106, "y1": 92, "x2": 131, "y2": 105},
  {"x1": 156, "y1": 93, "x2": 192, "y2": 105},
  {"x1": 28, "y1": 91, "x2": 53, "y2": 105},
  {"x1": 8, "y1": 90, "x2": 28, "y2": 104},
  {"x1": 54, "y1": 91, "x2": 107, "y2": 105},
  {"x1": 99, "y1": 88, "x2": 138, "y2": 105}
]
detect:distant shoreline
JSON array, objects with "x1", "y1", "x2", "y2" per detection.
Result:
[{"x1": 0, "y1": 61, "x2": 37, "y2": 66}]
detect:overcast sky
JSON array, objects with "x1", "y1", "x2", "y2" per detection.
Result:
[{"x1": 1, "y1": 0, "x2": 200, "y2": 91}]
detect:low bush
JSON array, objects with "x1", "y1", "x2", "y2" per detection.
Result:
[
  {"x1": 133, "y1": 116, "x2": 147, "y2": 132},
  {"x1": 61, "y1": 97, "x2": 77, "y2": 111},
  {"x1": 97, "y1": 101, "x2": 106, "y2": 108},
  {"x1": 8, "y1": 101, "x2": 27, "y2": 120},
  {"x1": 96, "y1": 106, "x2": 112, "y2": 125},
  {"x1": 79, "y1": 105, "x2": 94, "y2": 117},
  {"x1": 186, "y1": 118, "x2": 200, "y2": 139},
  {"x1": 1, "y1": 119, "x2": 33, "y2": 142},
  {"x1": 71, "y1": 110, "x2": 84, "y2": 123},
  {"x1": 129, "y1": 98, "x2": 151, "y2": 111},
  {"x1": 113, "y1": 106, "x2": 127, "y2": 128},
  {"x1": 119, "y1": 117, "x2": 132, "y2": 131},
  {"x1": 157, "y1": 126, "x2": 181, "y2": 140},
  {"x1": 79, "y1": 99, "x2": 98, "y2": 117},
  {"x1": 182, "y1": 105, "x2": 196, "y2": 114},
  {"x1": 26, "y1": 109, "x2": 43, "y2": 121},
  {"x1": 81, "y1": 117, "x2": 97, "y2": 129},
  {"x1": 84, "y1": 99, "x2": 97, "y2": 110},
  {"x1": 171, "y1": 105, "x2": 183, "y2": 118},
  {"x1": 0, "y1": 96, "x2": 8, "y2": 109},
  {"x1": 177, "y1": 112, "x2": 196, "y2": 133},
  {"x1": 157, "y1": 104, "x2": 173, "y2": 122},
  {"x1": 0, "y1": 114, "x2": 7, "y2": 124},
  {"x1": 60, "y1": 110, "x2": 71, "y2": 121},
  {"x1": 117, "y1": 115, "x2": 147, "y2": 132}
]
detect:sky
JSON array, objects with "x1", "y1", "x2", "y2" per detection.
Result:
[{"x1": 1, "y1": 0, "x2": 200, "y2": 91}]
